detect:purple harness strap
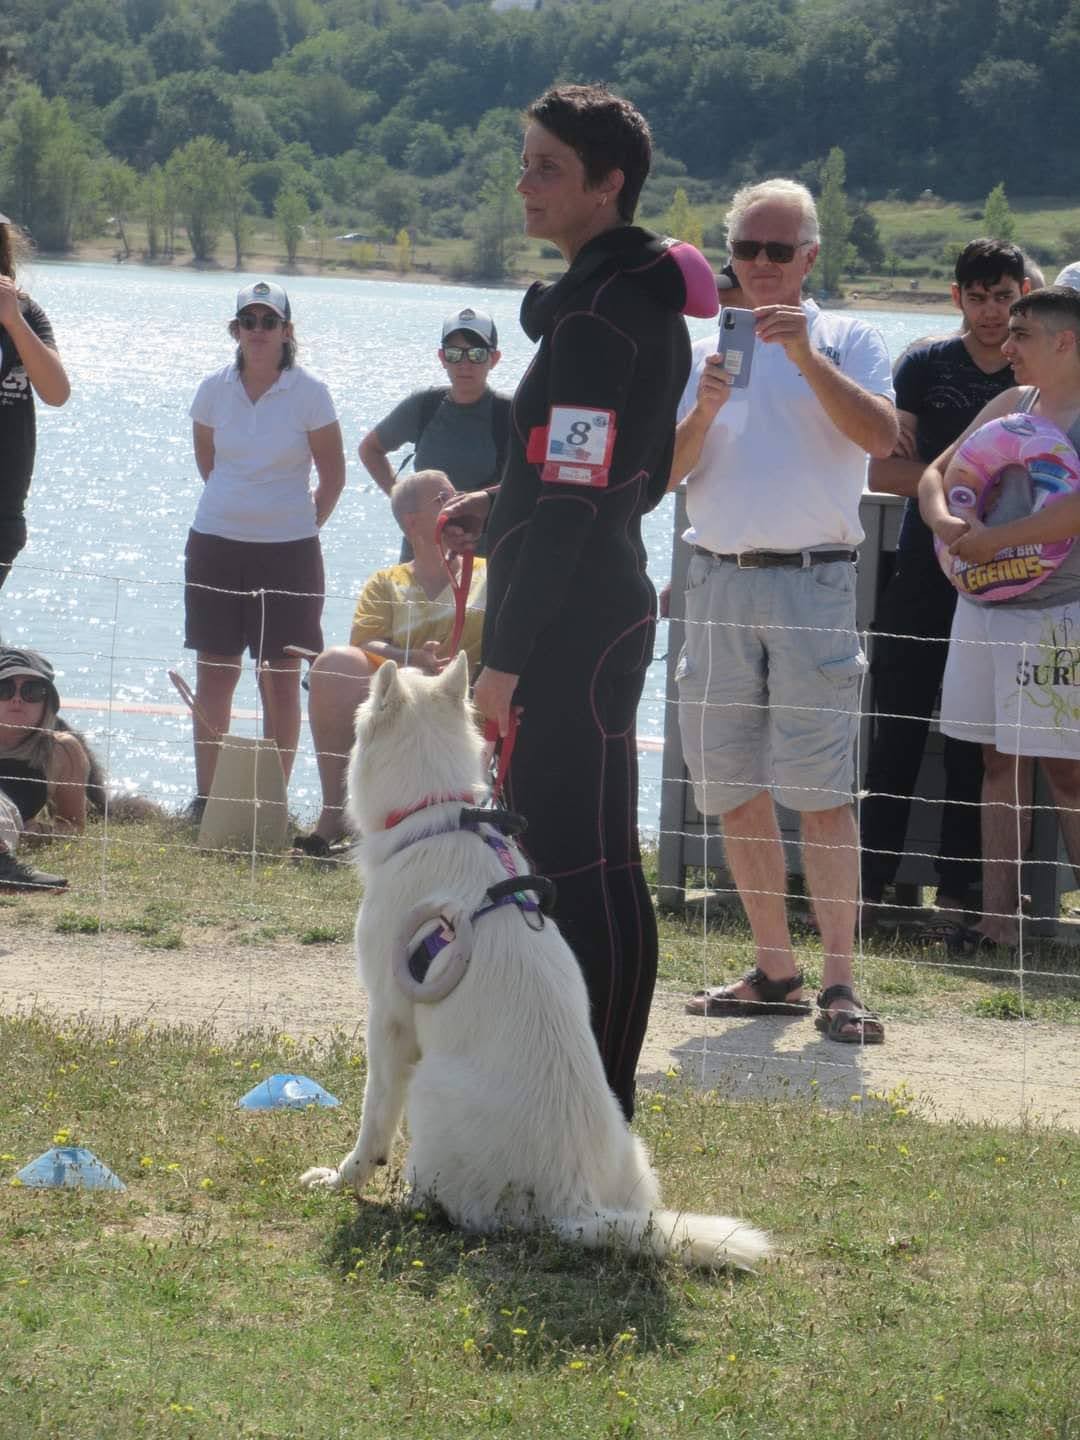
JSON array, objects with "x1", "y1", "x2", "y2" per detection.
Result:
[{"x1": 403, "y1": 808, "x2": 555, "y2": 987}]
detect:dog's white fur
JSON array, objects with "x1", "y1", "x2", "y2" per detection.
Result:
[{"x1": 300, "y1": 653, "x2": 768, "y2": 1271}]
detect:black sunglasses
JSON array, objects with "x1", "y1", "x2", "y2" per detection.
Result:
[
  {"x1": 0, "y1": 678, "x2": 51, "y2": 703},
  {"x1": 442, "y1": 344, "x2": 491, "y2": 364},
  {"x1": 237, "y1": 312, "x2": 283, "y2": 331},
  {"x1": 730, "y1": 240, "x2": 813, "y2": 264}
]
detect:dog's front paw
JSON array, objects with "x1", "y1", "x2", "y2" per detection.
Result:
[
  {"x1": 338, "y1": 1153, "x2": 377, "y2": 1196},
  {"x1": 299, "y1": 1166, "x2": 345, "y2": 1193}
]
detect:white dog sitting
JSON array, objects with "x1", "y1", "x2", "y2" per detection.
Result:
[{"x1": 300, "y1": 652, "x2": 768, "y2": 1271}]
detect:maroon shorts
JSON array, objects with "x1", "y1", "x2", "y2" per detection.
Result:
[{"x1": 184, "y1": 529, "x2": 325, "y2": 661}]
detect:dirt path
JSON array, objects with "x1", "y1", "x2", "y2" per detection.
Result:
[{"x1": 2, "y1": 932, "x2": 1076, "y2": 1131}]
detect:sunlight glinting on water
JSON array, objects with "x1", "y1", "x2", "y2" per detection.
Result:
[{"x1": 6, "y1": 261, "x2": 942, "y2": 823}]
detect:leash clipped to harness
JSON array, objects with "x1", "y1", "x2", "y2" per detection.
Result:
[{"x1": 391, "y1": 806, "x2": 556, "y2": 1004}]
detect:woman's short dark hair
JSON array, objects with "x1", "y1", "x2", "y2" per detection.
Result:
[
  {"x1": 526, "y1": 84, "x2": 652, "y2": 224},
  {"x1": 227, "y1": 319, "x2": 297, "y2": 373}
]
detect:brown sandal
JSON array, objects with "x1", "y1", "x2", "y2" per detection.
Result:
[
  {"x1": 686, "y1": 967, "x2": 810, "y2": 1017},
  {"x1": 814, "y1": 984, "x2": 884, "y2": 1044}
]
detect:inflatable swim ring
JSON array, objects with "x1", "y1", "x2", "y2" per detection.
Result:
[{"x1": 935, "y1": 412, "x2": 1080, "y2": 602}]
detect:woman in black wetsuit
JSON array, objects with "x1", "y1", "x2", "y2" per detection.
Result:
[
  {"x1": 0, "y1": 214, "x2": 71, "y2": 588},
  {"x1": 442, "y1": 85, "x2": 717, "y2": 1119}
]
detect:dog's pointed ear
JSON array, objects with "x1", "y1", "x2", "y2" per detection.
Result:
[
  {"x1": 371, "y1": 658, "x2": 402, "y2": 711},
  {"x1": 439, "y1": 650, "x2": 470, "y2": 704}
]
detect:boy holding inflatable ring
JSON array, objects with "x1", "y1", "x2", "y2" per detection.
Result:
[
  {"x1": 919, "y1": 285, "x2": 1080, "y2": 953},
  {"x1": 861, "y1": 239, "x2": 1028, "y2": 923}
]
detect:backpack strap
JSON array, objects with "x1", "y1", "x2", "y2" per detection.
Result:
[
  {"x1": 414, "y1": 386, "x2": 511, "y2": 486},
  {"x1": 415, "y1": 386, "x2": 450, "y2": 444}
]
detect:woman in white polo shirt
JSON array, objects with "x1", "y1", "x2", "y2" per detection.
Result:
[{"x1": 185, "y1": 281, "x2": 346, "y2": 819}]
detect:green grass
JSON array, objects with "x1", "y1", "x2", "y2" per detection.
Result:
[
  {"x1": 3, "y1": 814, "x2": 359, "y2": 949},
  {"x1": 1, "y1": 1013, "x2": 1077, "y2": 1439},
  {"x1": 3, "y1": 821, "x2": 1079, "y2": 1434}
]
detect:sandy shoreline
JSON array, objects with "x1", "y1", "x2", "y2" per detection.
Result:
[{"x1": 36, "y1": 242, "x2": 959, "y2": 316}]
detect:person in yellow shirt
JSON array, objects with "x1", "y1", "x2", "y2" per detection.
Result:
[{"x1": 293, "y1": 469, "x2": 485, "y2": 855}]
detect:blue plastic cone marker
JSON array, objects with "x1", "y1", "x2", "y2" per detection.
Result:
[
  {"x1": 16, "y1": 1146, "x2": 126, "y2": 1191},
  {"x1": 236, "y1": 1073, "x2": 340, "y2": 1111}
]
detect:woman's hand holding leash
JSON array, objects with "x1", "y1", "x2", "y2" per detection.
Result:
[
  {"x1": 438, "y1": 490, "x2": 490, "y2": 553},
  {"x1": 435, "y1": 497, "x2": 521, "y2": 796},
  {"x1": 473, "y1": 666, "x2": 520, "y2": 737}
]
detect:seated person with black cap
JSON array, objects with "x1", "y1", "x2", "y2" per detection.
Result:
[
  {"x1": 0, "y1": 647, "x2": 89, "y2": 892},
  {"x1": 358, "y1": 307, "x2": 511, "y2": 557}
]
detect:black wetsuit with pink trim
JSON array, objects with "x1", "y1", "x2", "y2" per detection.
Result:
[{"x1": 483, "y1": 225, "x2": 692, "y2": 1120}]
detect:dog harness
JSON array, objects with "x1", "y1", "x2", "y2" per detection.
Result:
[{"x1": 391, "y1": 806, "x2": 556, "y2": 1003}]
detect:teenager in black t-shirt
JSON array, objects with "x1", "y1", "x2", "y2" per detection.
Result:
[
  {"x1": 0, "y1": 215, "x2": 71, "y2": 589},
  {"x1": 860, "y1": 240, "x2": 1027, "y2": 916}
]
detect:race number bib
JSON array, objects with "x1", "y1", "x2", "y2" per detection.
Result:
[{"x1": 528, "y1": 406, "x2": 617, "y2": 486}]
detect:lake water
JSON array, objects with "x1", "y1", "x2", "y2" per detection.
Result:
[{"x1": 4, "y1": 261, "x2": 944, "y2": 830}]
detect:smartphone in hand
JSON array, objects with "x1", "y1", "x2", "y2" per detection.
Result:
[{"x1": 717, "y1": 306, "x2": 756, "y2": 388}]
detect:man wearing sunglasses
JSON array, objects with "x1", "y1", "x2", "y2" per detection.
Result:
[
  {"x1": 359, "y1": 307, "x2": 511, "y2": 559},
  {"x1": 669, "y1": 178, "x2": 898, "y2": 1045}
]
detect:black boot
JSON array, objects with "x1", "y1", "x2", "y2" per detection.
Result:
[{"x1": 0, "y1": 850, "x2": 68, "y2": 892}]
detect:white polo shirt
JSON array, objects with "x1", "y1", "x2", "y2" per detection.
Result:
[
  {"x1": 189, "y1": 363, "x2": 338, "y2": 543},
  {"x1": 677, "y1": 301, "x2": 894, "y2": 553}
]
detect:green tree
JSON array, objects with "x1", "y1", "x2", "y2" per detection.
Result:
[
  {"x1": 275, "y1": 187, "x2": 308, "y2": 264},
  {"x1": 663, "y1": 187, "x2": 703, "y2": 250},
  {"x1": 103, "y1": 87, "x2": 159, "y2": 167},
  {"x1": 403, "y1": 122, "x2": 455, "y2": 178},
  {"x1": 0, "y1": 87, "x2": 52, "y2": 235},
  {"x1": 166, "y1": 136, "x2": 229, "y2": 261},
  {"x1": 39, "y1": 114, "x2": 97, "y2": 251},
  {"x1": 156, "y1": 73, "x2": 237, "y2": 158},
  {"x1": 372, "y1": 174, "x2": 416, "y2": 234},
  {"x1": 221, "y1": 155, "x2": 254, "y2": 269},
  {"x1": 395, "y1": 226, "x2": 412, "y2": 274},
  {"x1": 146, "y1": 16, "x2": 215, "y2": 77},
  {"x1": 69, "y1": 44, "x2": 135, "y2": 108},
  {"x1": 849, "y1": 205, "x2": 885, "y2": 271},
  {"x1": 217, "y1": 0, "x2": 287, "y2": 75},
  {"x1": 100, "y1": 157, "x2": 139, "y2": 258},
  {"x1": 140, "y1": 164, "x2": 166, "y2": 259},
  {"x1": 983, "y1": 182, "x2": 1017, "y2": 243},
  {"x1": 0, "y1": 91, "x2": 97, "y2": 251},
  {"x1": 818, "y1": 146, "x2": 854, "y2": 294},
  {"x1": 308, "y1": 211, "x2": 328, "y2": 269},
  {"x1": 125, "y1": 0, "x2": 169, "y2": 40},
  {"x1": 469, "y1": 148, "x2": 521, "y2": 283}
]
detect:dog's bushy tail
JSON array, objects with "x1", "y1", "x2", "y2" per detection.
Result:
[{"x1": 550, "y1": 1209, "x2": 769, "y2": 1272}]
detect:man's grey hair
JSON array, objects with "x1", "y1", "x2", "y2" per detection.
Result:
[
  {"x1": 726, "y1": 179, "x2": 820, "y2": 247},
  {"x1": 389, "y1": 469, "x2": 450, "y2": 529}
]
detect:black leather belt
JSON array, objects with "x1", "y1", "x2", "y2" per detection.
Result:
[{"x1": 693, "y1": 547, "x2": 857, "y2": 569}]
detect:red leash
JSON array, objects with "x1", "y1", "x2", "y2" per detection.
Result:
[
  {"x1": 435, "y1": 512, "x2": 519, "y2": 800},
  {"x1": 435, "y1": 512, "x2": 474, "y2": 659},
  {"x1": 483, "y1": 712, "x2": 520, "y2": 801}
]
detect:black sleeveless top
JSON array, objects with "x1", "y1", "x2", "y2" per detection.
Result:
[{"x1": 0, "y1": 755, "x2": 48, "y2": 821}]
